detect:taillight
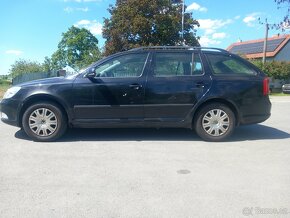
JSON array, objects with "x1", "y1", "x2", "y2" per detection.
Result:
[{"x1": 263, "y1": 77, "x2": 270, "y2": 96}]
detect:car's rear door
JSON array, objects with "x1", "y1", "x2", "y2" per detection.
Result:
[{"x1": 144, "y1": 51, "x2": 211, "y2": 124}]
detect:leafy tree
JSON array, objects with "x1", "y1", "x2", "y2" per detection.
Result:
[
  {"x1": 51, "y1": 50, "x2": 66, "y2": 71},
  {"x1": 43, "y1": 56, "x2": 53, "y2": 73},
  {"x1": 274, "y1": 0, "x2": 290, "y2": 30},
  {"x1": 9, "y1": 59, "x2": 44, "y2": 78},
  {"x1": 103, "y1": 0, "x2": 199, "y2": 55},
  {"x1": 51, "y1": 26, "x2": 102, "y2": 71}
]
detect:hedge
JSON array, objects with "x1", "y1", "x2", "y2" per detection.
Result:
[{"x1": 250, "y1": 60, "x2": 290, "y2": 81}]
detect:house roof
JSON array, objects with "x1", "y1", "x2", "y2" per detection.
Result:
[{"x1": 227, "y1": 34, "x2": 290, "y2": 59}]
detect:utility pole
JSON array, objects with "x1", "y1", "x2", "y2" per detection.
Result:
[
  {"x1": 262, "y1": 19, "x2": 269, "y2": 64},
  {"x1": 181, "y1": 0, "x2": 185, "y2": 45}
]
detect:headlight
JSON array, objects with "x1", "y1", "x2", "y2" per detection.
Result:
[{"x1": 3, "y1": 86, "x2": 21, "y2": 99}]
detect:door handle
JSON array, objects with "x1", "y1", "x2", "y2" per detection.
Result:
[
  {"x1": 129, "y1": 84, "x2": 142, "y2": 90},
  {"x1": 196, "y1": 82, "x2": 205, "y2": 88}
]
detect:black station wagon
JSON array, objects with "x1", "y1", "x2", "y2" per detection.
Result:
[{"x1": 0, "y1": 47, "x2": 271, "y2": 142}]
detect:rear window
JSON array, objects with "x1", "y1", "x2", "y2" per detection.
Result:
[{"x1": 206, "y1": 54, "x2": 257, "y2": 76}]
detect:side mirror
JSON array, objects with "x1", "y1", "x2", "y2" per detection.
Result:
[{"x1": 86, "y1": 68, "x2": 96, "y2": 79}]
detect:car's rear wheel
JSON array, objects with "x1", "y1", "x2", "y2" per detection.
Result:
[
  {"x1": 194, "y1": 103, "x2": 235, "y2": 142},
  {"x1": 22, "y1": 102, "x2": 67, "y2": 142}
]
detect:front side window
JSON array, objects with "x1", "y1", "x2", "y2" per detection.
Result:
[
  {"x1": 206, "y1": 54, "x2": 257, "y2": 76},
  {"x1": 153, "y1": 52, "x2": 203, "y2": 77},
  {"x1": 94, "y1": 53, "x2": 148, "y2": 78}
]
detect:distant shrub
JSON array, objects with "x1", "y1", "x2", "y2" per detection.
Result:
[
  {"x1": 250, "y1": 60, "x2": 290, "y2": 80},
  {"x1": 0, "y1": 79, "x2": 12, "y2": 85}
]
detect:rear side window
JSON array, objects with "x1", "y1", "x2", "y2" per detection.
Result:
[
  {"x1": 206, "y1": 54, "x2": 257, "y2": 76},
  {"x1": 153, "y1": 52, "x2": 203, "y2": 77}
]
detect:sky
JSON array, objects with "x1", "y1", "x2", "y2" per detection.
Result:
[{"x1": 0, "y1": 0, "x2": 289, "y2": 75}]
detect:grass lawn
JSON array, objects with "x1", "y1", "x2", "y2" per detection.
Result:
[
  {"x1": 0, "y1": 83, "x2": 11, "y2": 99},
  {"x1": 270, "y1": 92, "x2": 289, "y2": 96}
]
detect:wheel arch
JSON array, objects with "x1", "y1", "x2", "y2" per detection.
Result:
[
  {"x1": 18, "y1": 94, "x2": 70, "y2": 128},
  {"x1": 192, "y1": 98, "x2": 240, "y2": 127}
]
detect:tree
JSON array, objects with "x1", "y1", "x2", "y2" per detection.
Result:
[
  {"x1": 274, "y1": 0, "x2": 290, "y2": 30},
  {"x1": 103, "y1": 0, "x2": 199, "y2": 55},
  {"x1": 51, "y1": 26, "x2": 102, "y2": 71},
  {"x1": 43, "y1": 56, "x2": 53, "y2": 73},
  {"x1": 9, "y1": 59, "x2": 44, "y2": 78}
]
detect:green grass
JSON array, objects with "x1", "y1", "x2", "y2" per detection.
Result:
[
  {"x1": 270, "y1": 92, "x2": 289, "y2": 96},
  {"x1": 0, "y1": 83, "x2": 11, "y2": 99}
]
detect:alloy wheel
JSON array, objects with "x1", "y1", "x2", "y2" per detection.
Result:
[
  {"x1": 202, "y1": 109, "x2": 230, "y2": 137},
  {"x1": 28, "y1": 108, "x2": 58, "y2": 137}
]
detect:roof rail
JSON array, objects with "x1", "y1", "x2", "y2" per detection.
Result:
[
  {"x1": 129, "y1": 46, "x2": 191, "y2": 51},
  {"x1": 197, "y1": 47, "x2": 229, "y2": 53},
  {"x1": 129, "y1": 46, "x2": 229, "y2": 53}
]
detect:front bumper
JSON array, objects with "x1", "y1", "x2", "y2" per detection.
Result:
[{"x1": 0, "y1": 99, "x2": 22, "y2": 127}]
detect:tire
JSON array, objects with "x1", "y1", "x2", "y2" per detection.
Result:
[
  {"x1": 22, "y1": 102, "x2": 67, "y2": 142},
  {"x1": 194, "y1": 103, "x2": 235, "y2": 142}
]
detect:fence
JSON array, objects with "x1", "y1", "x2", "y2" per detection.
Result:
[{"x1": 12, "y1": 71, "x2": 59, "y2": 85}]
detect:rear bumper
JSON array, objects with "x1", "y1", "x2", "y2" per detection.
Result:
[
  {"x1": 239, "y1": 97, "x2": 272, "y2": 125},
  {"x1": 0, "y1": 99, "x2": 21, "y2": 127},
  {"x1": 240, "y1": 113, "x2": 271, "y2": 125}
]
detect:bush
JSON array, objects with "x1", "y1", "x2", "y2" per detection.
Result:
[
  {"x1": 250, "y1": 60, "x2": 290, "y2": 80},
  {"x1": 9, "y1": 59, "x2": 45, "y2": 78},
  {"x1": 0, "y1": 79, "x2": 12, "y2": 85}
]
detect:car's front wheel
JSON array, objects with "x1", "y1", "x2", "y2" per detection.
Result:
[
  {"x1": 22, "y1": 102, "x2": 67, "y2": 142},
  {"x1": 194, "y1": 103, "x2": 235, "y2": 142}
]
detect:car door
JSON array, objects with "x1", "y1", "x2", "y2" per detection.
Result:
[
  {"x1": 144, "y1": 51, "x2": 211, "y2": 122},
  {"x1": 73, "y1": 52, "x2": 149, "y2": 122}
]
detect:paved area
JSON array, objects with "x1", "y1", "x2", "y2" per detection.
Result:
[{"x1": 0, "y1": 97, "x2": 289, "y2": 218}]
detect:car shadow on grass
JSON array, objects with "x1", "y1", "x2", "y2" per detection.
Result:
[{"x1": 15, "y1": 124, "x2": 289, "y2": 142}]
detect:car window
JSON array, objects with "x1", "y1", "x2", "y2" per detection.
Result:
[
  {"x1": 206, "y1": 54, "x2": 257, "y2": 76},
  {"x1": 153, "y1": 52, "x2": 203, "y2": 77},
  {"x1": 94, "y1": 53, "x2": 148, "y2": 78},
  {"x1": 192, "y1": 54, "x2": 204, "y2": 75}
]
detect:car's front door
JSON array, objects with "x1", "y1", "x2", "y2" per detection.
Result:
[{"x1": 73, "y1": 52, "x2": 149, "y2": 122}]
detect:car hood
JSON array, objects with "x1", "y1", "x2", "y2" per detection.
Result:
[{"x1": 17, "y1": 76, "x2": 75, "y2": 87}]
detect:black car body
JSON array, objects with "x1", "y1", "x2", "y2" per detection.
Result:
[{"x1": 0, "y1": 47, "x2": 271, "y2": 142}]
